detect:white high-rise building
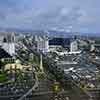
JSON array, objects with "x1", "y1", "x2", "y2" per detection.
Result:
[
  {"x1": 35, "y1": 36, "x2": 49, "y2": 53},
  {"x1": 70, "y1": 40, "x2": 78, "y2": 52},
  {"x1": 0, "y1": 32, "x2": 15, "y2": 56},
  {"x1": 91, "y1": 44, "x2": 95, "y2": 51},
  {"x1": 2, "y1": 43, "x2": 15, "y2": 56}
]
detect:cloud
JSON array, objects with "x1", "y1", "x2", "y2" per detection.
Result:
[
  {"x1": 32, "y1": 6, "x2": 83, "y2": 30},
  {"x1": 0, "y1": 0, "x2": 100, "y2": 32}
]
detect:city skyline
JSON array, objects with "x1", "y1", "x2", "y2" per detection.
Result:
[{"x1": 0, "y1": 0, "x2": 100, "y2": 33}]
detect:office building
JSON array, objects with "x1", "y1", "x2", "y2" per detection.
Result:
[
  {"x1": 35, "y1": 35, "x2": 49, "y2": 53},
  {"x1": 49, "y1": 37, "x2": 71, "y2": 48},
  {"x1": 0, "y1": 32, "x2": 15, "y2": 56},
  {"x1": 70, "y1": 40, "x2": 78, "y2": 52}
]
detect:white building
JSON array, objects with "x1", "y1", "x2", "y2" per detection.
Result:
[
  {"x1": 0, "y1": 32, "x2": 15, "y2": 56},
  {"x1": 2, "y1": 43, "x2": 15, "y2": 56},
  {"x1": 70, "y1": 40, "x2": 78, "y2": 52},
  {"x1": 35, "y1": 36, "x2": 49, "y2": 53},
  {"x1": 91, "y1": 44, "x2": 95, "y2": 51}
]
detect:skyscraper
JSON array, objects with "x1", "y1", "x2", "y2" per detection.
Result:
[
  {"x1": 70, "y1": 40, "x2": 78, "y2": 52},
  {"x1": 0, "y1": 32, "x2": 15, "y2": 56}
]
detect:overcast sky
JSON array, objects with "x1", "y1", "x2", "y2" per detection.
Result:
[{"x1": 0, "y1": 0, "x2": 100, "y2": 33}]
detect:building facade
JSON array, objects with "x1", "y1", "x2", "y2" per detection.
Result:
[
  {"x1": 35, "y1": 36, "x2": 49, "y2": 53},
  {"x1": 70, "y1": 40, "x2": 78, "y2": 52},
  {"x1": 0, "y1": 32, "x2": 15, "y2": 56}
]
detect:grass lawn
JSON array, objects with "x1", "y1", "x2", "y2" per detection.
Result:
[{"x1": 0, "y1": 73, "x2": 7, "y2": 83}]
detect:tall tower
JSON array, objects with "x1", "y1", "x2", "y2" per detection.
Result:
[{"x1": 40, "y1": 54, "x2": 44, "y2": 73}]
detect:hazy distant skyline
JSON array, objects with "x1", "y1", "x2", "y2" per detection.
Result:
[{"x1": 0, "y1": 0, "x2": 100, "y2": 33}]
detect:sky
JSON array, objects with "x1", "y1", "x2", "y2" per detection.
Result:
[{"x1": 0, "y1": 0, "x2": 100, "y2": 33}]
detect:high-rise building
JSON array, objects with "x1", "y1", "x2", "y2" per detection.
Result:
[
  {"x1": 70, "y1": 40, "x2": 78, "y2": 52},
  {"x1": 49, "y1": 37, "x2": 71, "y2": 48},
  {"x1": 0, "y1": 32, "x2": 15, "y2": 56},
  {"x1": 35, "y1": 35, "x2": 49, "y2": 53}
]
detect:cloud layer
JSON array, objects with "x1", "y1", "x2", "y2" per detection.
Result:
[{"x1": 0, "y1": 0, "x2": 100, "y2": 33}]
